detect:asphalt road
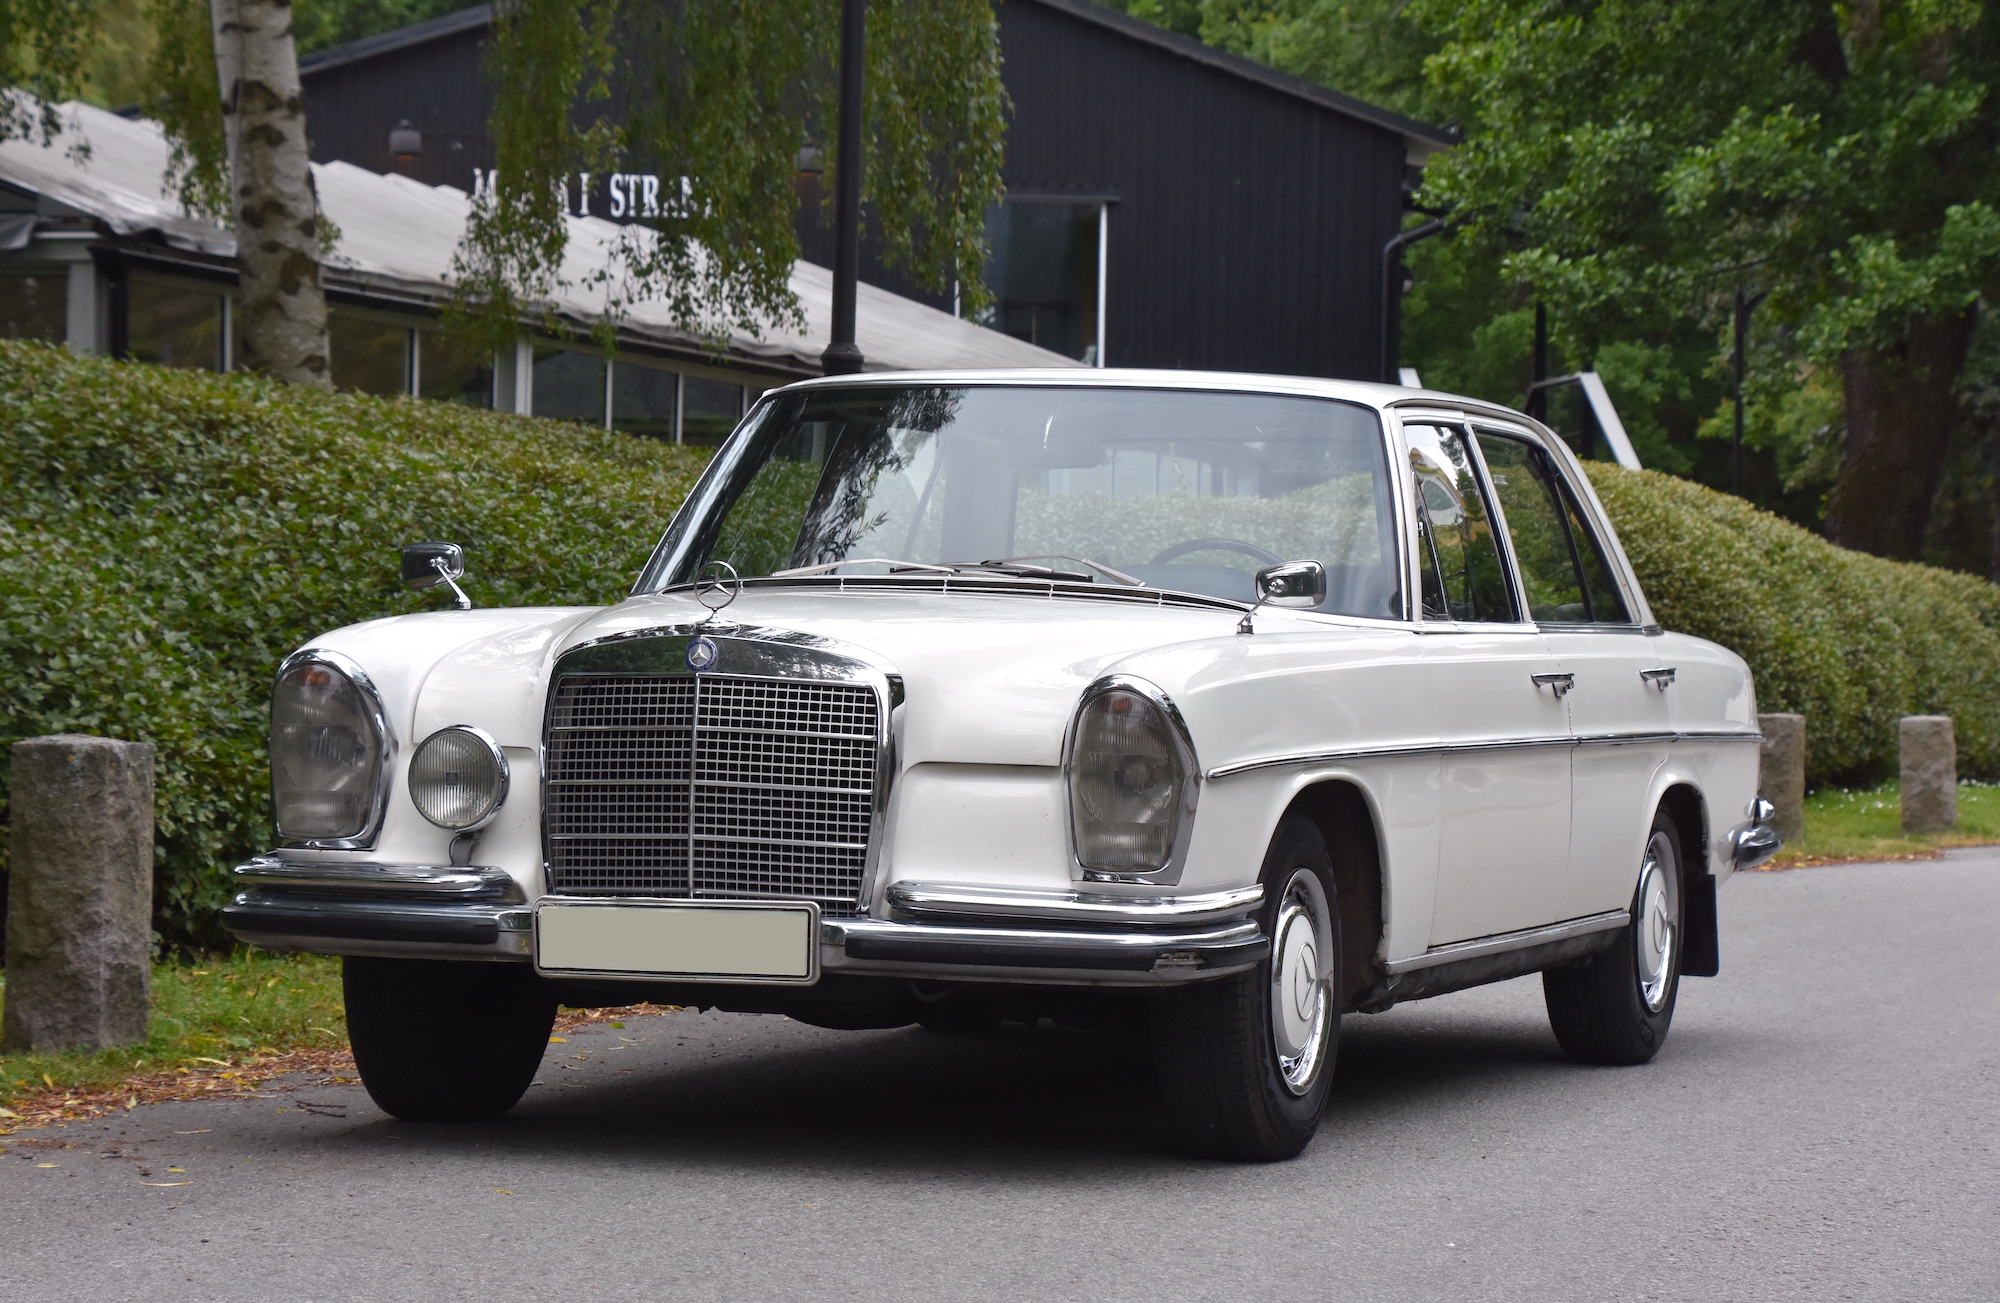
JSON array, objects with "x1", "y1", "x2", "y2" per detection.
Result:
[{"x1": 4, "y1": 852, "x2": 1996, "y2": 1303}]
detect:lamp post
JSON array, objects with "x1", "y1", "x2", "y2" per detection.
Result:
[{"x1": 820, "y1": 0, "x2": 866, "y2": 376}]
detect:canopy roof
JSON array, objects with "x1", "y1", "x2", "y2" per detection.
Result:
[{"x1": 0, "y1": 100, "x2": 1076, "y2": 376}]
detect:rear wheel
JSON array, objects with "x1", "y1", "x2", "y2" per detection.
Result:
[
  {"x1": 1544, "y1": 808, "x2": 1683, "y2": 1065},
  {"x1": 344, "y1": 958, "x2": 557, "y2": 1122},
  {"x1": 1152, "y1": 816, "x2": 1340, "y2": 1161}
]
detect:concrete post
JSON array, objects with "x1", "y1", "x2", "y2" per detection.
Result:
[
  {"x1": 3, "y1": 735, "x2": 155, "y2": 1051},
  {"x1": 1899, "y1": 716, "x2": 1957, "y2": 835},
  {"x1": 1757, "y1": 713, "x2": 1806, "y2": 845}
]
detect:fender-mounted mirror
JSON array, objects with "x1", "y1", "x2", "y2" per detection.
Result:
[{"x1": 400, "y1": 541, "x2": 471, "y2": 609}]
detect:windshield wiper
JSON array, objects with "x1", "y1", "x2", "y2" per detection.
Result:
[
  {"x1": 976, "y1": 555, "x2": 1145, "y2": 586},
  {"x1": 770, "y1": 558, "x2": 957, "y2": 578}
]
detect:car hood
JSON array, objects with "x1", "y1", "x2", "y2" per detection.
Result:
[{"x1": 310, "y1": 587, "x2": 1380, "y2": 768}]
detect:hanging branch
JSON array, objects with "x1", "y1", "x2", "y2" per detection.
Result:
[
  {"x1": 448, "y1": 0, "x2": 1007, "y2": 352},
  {"x1": 0, "y1": 0, "x2": 97, "y2": 148}
]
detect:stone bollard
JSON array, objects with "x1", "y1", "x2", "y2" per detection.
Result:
[
  {"x1": 1757, "y1": 713, "x2": 1807, "y2": 845},
  {"x1": 1899, "y1": 716, "x2": 1957, "y2": 836},
  {"x1": 3, "y1": 735, "x2": 155, "y2": 1051}
]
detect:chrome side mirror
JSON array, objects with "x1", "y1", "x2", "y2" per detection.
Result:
[
  {"x1": 1238, "y1": 559, "x2": 1326, "y2": 634},
  {"x1": 400, "y1": 541, "x2": 471, "y2": 610}
]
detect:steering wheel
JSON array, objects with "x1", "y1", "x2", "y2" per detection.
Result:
[{"x1": 1148, "y1": 537, "x2": 1285, "y2": 566}]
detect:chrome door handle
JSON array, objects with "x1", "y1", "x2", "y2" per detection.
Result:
[
  {"x1": 1639, "y1": 667, "x2": 1677, "y2": 691},
  {"x1": 1531, "y1": 672, "x2": 1575, "y2": 698}
]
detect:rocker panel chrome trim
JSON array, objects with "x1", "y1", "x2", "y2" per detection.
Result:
[{"x1": 1382, "y1": 909, "x2": 1631, "y2": 975}]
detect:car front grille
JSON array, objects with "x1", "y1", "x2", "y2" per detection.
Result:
[{"x1": 545, "y1": 673, "x2": 880, "y2": 916}]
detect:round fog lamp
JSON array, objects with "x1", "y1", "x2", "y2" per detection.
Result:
[{"x1": 408, "y1": 726, "x2": 509, "y2": 830}]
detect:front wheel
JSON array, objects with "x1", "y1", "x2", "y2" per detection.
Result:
[
  {"x1": 1152, "y1": 816, "x2": 1341, "y2": 1161},
  {"x1": 344, "y1": 957, "x2": 558, "y2": 1122},
  {"x1": 1543, "y1": 808, "x2": 1683, "y2": 1065}
]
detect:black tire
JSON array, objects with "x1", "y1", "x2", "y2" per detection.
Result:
[
  {"x1": 344, "y1": 957, "x2": 557, "y2": 1122},
  {"x1": 1543, "y1": 806, "x2": 1684, "y2": 1065},
  {"x1": 1152, "y1": 816, "x2": 1341, "y2": 1162}
]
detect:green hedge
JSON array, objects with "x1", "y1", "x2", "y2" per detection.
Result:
[
  {"x1": 1586, "y1": 463, "x2": 2000, "y2": 787},
  {"x1": 0, "y1": 341, "x2": 707, "y2": 950},
  {"x1": 6, "y1": 337, "x2": 1997, "y2": 950}
]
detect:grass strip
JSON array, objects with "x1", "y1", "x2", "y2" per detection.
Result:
[{"x1": 1763, "y1": 780, "x2": 2000, "y2": 867}]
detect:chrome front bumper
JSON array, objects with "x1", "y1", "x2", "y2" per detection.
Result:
[{"x1": 222, "y1": 859, "x2": 1269, "y2": 986}]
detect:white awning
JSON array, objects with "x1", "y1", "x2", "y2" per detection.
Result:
[{"x1": 0, "y1": 100, "x2": 1079, "y2": 375}]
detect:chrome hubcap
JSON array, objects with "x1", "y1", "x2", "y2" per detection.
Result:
[
  {"x1": 1634, "y1": 831, "x2": 1679, "y2": 1013},
  {"x1": 1270, "y1": 868, "x2": 1334, "y2": 1095}
]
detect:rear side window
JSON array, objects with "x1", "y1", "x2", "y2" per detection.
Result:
[
  {"x1": 1473, "y1": 431, "x2": 1628, "y2": 625},
  {"x1": 1404, "y1": 423, "x2": 1515, "y2": 623}
]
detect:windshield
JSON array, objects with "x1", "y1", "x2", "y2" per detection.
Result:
[{"x1": 645, "y1": 385, "x2": 1401, "y2": 618}]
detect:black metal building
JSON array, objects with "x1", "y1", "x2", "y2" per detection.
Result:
[{"x1": 298, "y1": 0, "x2": 1454, "y2": 380}]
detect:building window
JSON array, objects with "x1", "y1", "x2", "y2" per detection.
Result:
[
  {"x1": 419, "y1": 330, "x2": 492, "y2": 407},
  {"x1": 612, "y1": 361, "x2": 679, "y2": 441},
  {"x1": 975, "y1": 200, "x2": 1104, "y2": 365},
  {"x1": 682, "y1": 375, "x2": 744, "y2": 446},
  {"x1": 532, "y1": 345, "x2": 607, "y2": 425},
  {"x1": 0, "y1": 273, "x2": 65, "y2": 342},
  {"x1": 127, "y1": 279, "x2": 224, "y2": 371},
  {"x1": 328, "y1": 315, "x2": 411, "y2": 396}
]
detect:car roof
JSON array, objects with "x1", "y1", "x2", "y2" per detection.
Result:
[{"x1": 770, "y1": 367, "x2": 1533, "y2": 427}]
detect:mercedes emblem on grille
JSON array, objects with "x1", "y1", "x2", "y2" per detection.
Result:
[{"x1": 685, "y1": 636, "x2": 719, "y2": 672}]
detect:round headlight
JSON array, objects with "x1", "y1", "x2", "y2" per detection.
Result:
[
  {"x1": 272, "y1": 654, "x2": 388, "y2": 843},
  {"x1": 408, "y1": 726, "x2": 509, "y2": 831},
  {"x1": 1067, "y1": 680, "x2": 1195, "y2": 876}
]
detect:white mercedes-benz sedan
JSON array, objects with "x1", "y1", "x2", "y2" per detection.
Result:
[{"x1": 226, "y1": 370, "x2": 1778, "y2": 1161}]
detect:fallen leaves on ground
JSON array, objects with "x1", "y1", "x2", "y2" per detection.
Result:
[{"x1": 0, "y1": 1005, "x2": 672, "y2": 1136}]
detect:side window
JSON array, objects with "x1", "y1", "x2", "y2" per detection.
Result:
[
  {"x1": 1473, "y1": 431, "x2": 1629, "y2": 624},
  {"x1": 1404, "y1": 423, "x2": 1516, "y2": 623}
]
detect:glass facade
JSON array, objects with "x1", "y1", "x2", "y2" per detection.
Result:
[
  {"x1": 682, "y1": 375, "x2": 744, "y2": 446},
  {"x1": 532, "y1": 346, "x2": 607, "y2": 425},
  {"x1": 328, "y1": 315, "x2": 410, "y2": 396},
  {"x1": 612, "y1": 361, "x2": 679, "y2": 441},
  {"x1": 0, "y1": 273, "x2": 65, "y2": 342},
  {"x1": 128, "y1": 279, "x2": 224, "y2": 371},
  {"x1": 419, "y1": 330, "x2": 493, "y2": 407},
  {"x1": 975, "y1": 201, "x2": 1101, "y2": 364}
]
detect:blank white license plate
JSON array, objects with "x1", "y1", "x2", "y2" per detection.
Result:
[{"x1": 535, "y1": 900, "x2": 819, "y2": 983}]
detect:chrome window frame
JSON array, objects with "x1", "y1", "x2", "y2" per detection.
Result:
[
  {"x1": 538, "y1": 623, "x2": 904, "y2": 924},
  {"x1": 1061, "y1": 673, "x2": 1203, "y2": 888},
  {"x1": 272, "y1": 647, "x2": 399, "y2": 852}
]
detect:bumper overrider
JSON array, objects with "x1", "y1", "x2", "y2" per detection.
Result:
[{"x1": 222, "y1": 859, "x2": 1269, "y2": 987}]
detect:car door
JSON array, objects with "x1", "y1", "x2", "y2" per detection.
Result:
[
  {"x1": 1471, "y1": 426, "x2": 1669, "y2": 920},
  {"x1": 1402, "y1": 420, "x2": 1572, "y2": 944}
]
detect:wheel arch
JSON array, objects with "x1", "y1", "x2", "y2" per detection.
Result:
[
  {"x1": 1281, "y1": 779, "x2": 1387, "y2": 1013},
  {"x1": 1656, "y1": 781, "x2": 1720, "y2": 978}
]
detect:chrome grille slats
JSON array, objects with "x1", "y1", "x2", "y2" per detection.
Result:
[{"x1": 545, "y1": 672, "x2": 880, "y2": 915}]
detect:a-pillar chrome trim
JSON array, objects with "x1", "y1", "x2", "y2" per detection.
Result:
[{"x1": 1383, "y1": 909, "x2": 1631, "y2": 976}]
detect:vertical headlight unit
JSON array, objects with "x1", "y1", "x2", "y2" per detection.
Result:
[
  {"x1": 1065, "y1": 676, "x2": 1200, "y2": 881},
  {"x1": 271, "y1": 651, "x2": 392, "y2": 845}
]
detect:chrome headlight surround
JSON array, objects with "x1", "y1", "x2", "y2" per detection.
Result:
[
  {"x1": 1062, "y1": 675, "x2": 1202, "y2": 886},
  {"x1": 407, "y1": 725, "x2": 511, "y2": 832},
  {"x1": 270, "y1": 648, "x2": 397, "y2": 850}
]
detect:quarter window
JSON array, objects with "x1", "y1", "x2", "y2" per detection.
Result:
[
  {"x1": 1404, "y1": 423, "x2": 1515, "y2": 623},
  {"x1": 1473, "y1": 431, "x2": 1628, "y2": 624}
]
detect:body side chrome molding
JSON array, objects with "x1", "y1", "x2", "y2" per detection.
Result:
[
  {"x1": 1383, "y1": 909, "x2": 1630, "y2": 976},
  {"x1": 887, "y1": 881, "x2": 1263, "y2": 927},
  {"x1": 1206, "y1": 729, "x2": 1765, "y2": 780}
]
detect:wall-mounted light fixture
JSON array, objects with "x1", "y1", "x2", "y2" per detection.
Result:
[{"x1": 389, "y1": 120, "x2": 423, "y2": 162}]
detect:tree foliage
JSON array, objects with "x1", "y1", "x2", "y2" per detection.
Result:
[{"x1": 451, "y1": 0, "x2": 1008, "y2": 352}]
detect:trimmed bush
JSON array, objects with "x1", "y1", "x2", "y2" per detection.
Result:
[
  {"x1": 0, "y1": 341, "x2": 707, "y2": 949},
  {"x1": 1586, "y1": 463, "x2": 2000, "y2": 787}
]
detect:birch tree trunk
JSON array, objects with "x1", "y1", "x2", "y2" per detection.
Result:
[{"x1": 211, "y1": 0, "x2": 330, "y2": 387}]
